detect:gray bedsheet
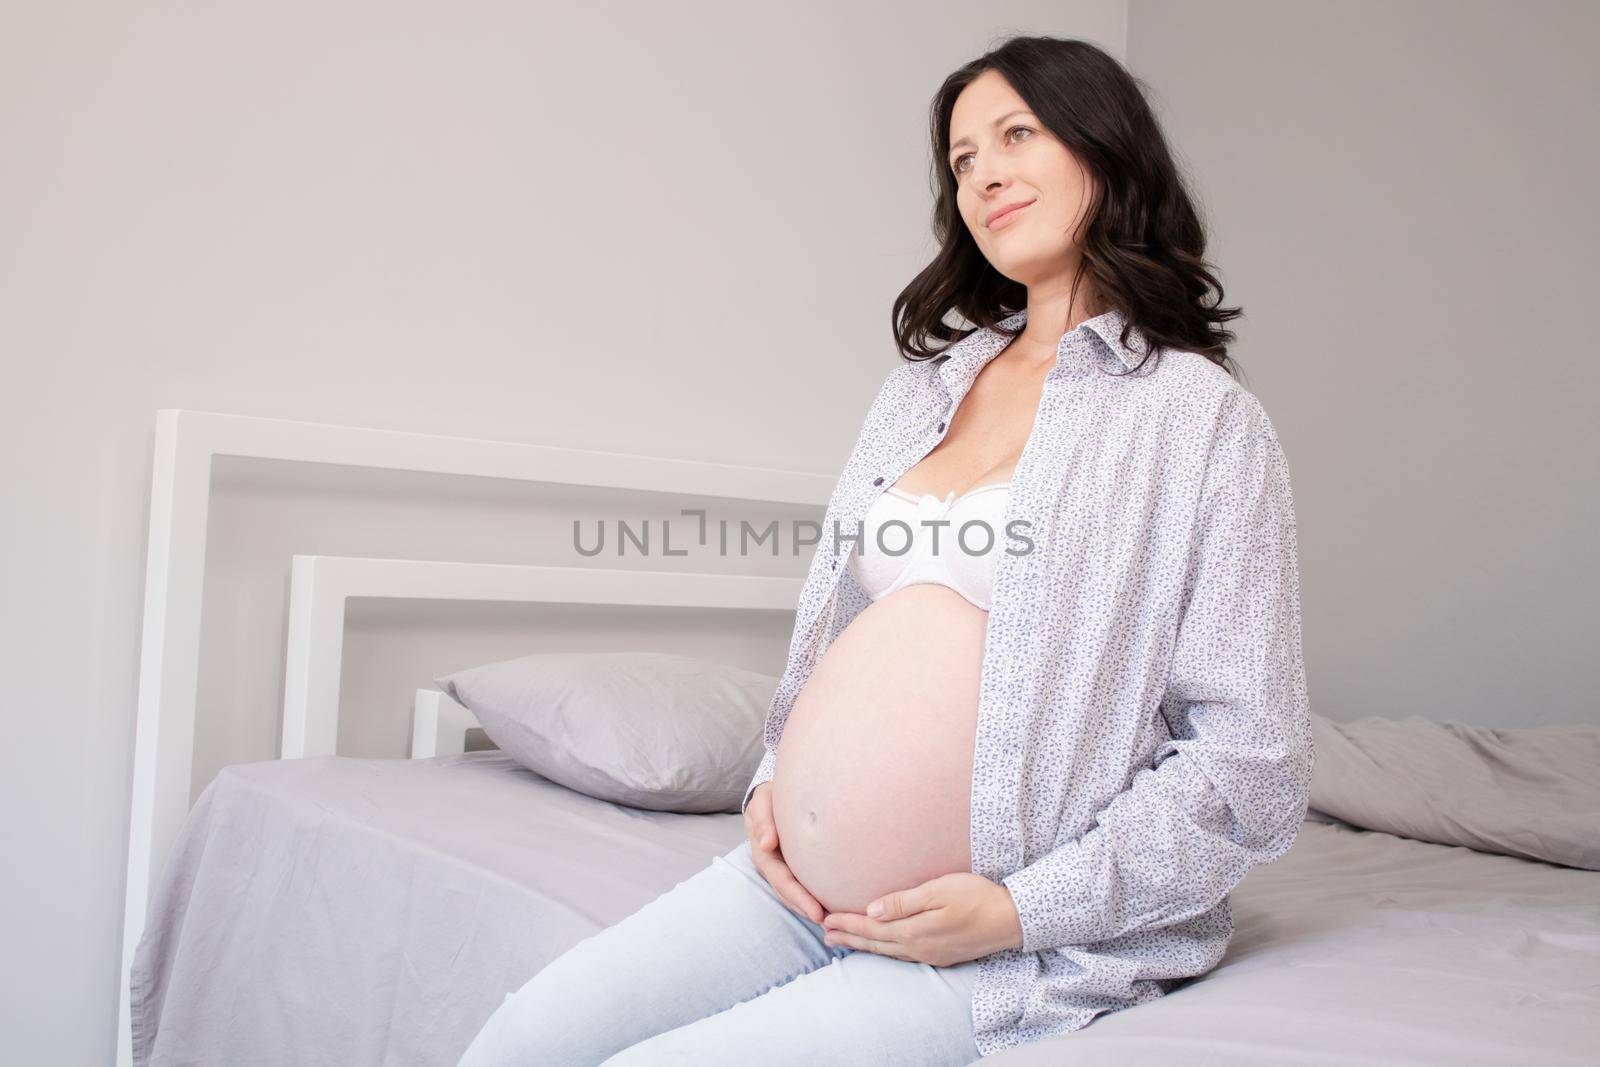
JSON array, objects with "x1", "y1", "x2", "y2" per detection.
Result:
[
  {"x1": 132, "y1": 753, "x2": 1600, "y2": 1066},
  {"x1": 131, "y1": 752, "x2": 744, "y2": 1067}
]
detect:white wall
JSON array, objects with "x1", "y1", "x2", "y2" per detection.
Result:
[
  {"x1": 1128, "y1": 0, "x2": 1598, "y2": 729},
  {"x1": 0, "y1": 2, "x2": 1126, "y2": 1062}
]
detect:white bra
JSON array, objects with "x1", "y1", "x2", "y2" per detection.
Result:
[{"x1": 847, "y1": 481, "x2": 1012, "y2": 611}]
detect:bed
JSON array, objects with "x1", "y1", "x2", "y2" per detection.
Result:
[
  {"x1": 131, "y1": 745, "x2": 1600, "y2": 1066},
  {"x1": 121, "y1": 410, "x2": 1600, "y2": 1065}
]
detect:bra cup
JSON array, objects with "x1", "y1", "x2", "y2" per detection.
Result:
[
  {"x1": 944, "y1": 494, "x2": 1010, "y2": 608},
  {"x1": 847, "y1": 494, "x2": 930, "y2": 599},
  {"x1": 847, "y1": 484, "x2": 1011, "y2": 610}
]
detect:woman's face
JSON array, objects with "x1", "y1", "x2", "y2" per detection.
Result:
[{"x1": 947, "y1": 70, "x2": 1095, "y2": 288}]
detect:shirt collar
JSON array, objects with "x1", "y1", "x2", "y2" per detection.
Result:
[{"x1": 936, "y1": 306, "x2": 1147, "y2": 399}]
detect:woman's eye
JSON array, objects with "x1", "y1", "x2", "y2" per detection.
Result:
[{"x1": 951, "y1": 126, "x2": 1032, "y2": 176}]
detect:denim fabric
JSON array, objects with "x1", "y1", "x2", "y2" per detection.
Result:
[{"x1": 456, "y1": 838, "x2": 983, "y2": 1066}]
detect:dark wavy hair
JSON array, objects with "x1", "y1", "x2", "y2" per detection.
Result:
[{"x1": 892, "y1": 35, "x2": 1241, "y2": 378}]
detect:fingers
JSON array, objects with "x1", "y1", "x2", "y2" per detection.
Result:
[
  {"x1": 748, "y1": 817, "x2": 776, "y2": 854},
  {"x1": 743, "y1": 797, "x2": 824, "y2": 925},
  {"x1": 745, "y1": 790, "x2": 778, "y2": 855},
  {"x1": 772, "y1": 865, "x2": 824, "y2": 925},
  {"x1": 750, "y1": 839, "x2": 824, "y2": 925}
]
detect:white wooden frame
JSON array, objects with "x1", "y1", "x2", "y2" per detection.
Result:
[
  {"x1": 281, "y1": 554, "x2": 806, "y2": 759},
  {"x1": 119, "y1": 408, "x2": 831, "y2": 1067},
  {"x1": 412, "y1": 688, "x2": 478, "y2": 758}
]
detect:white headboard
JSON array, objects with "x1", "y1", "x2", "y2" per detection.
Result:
[
  {"x1": 412, "y1": 687, "x2": 480, "y2": 758},
  {"x1": 118, "y1": 408, "x2": 832, "y2": 1067},
  {"x1": 280, "y1": 554, "x2": 811, "y2": 758}
]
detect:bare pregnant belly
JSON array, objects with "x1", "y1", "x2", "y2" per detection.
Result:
[{"x1": 770, "y1": 585, "x2": 988, "y2": 915}]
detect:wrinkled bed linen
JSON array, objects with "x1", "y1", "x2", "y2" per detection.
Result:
[
  {"x1": 132, "y1": 752, "x2": 1600, "y2": 1066},
  {"x1": 987, "y1": 811, "x2": 1600, "y2": 1066},
  {"x1": 1308, "y1": 714, "x2": 1600, "y2": 870}
]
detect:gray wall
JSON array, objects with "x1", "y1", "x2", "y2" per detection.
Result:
[{"x1": 1130, "y1": 0, "x2": 1598, "y2": 730}]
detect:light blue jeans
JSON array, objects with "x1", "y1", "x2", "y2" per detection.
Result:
[{"x1": 456, "y1": 837, "x2": 984, "y2": 1066}]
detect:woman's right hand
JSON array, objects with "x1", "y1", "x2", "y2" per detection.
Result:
[{"x1": 744, "y1": 782, "x2": 825, "y2": 925}]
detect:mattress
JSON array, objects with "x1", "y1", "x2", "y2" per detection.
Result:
[{"x1": 131, "y1": 752, "x2": 1600, "y2": 1066}]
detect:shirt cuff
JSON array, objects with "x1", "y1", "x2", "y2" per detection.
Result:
[
  {"x1": 999, "y1": 855, "x2": 1069, "y2": 954},
  {"x1": 741, "y1": 746, "x2": 778, "y2": 815}
]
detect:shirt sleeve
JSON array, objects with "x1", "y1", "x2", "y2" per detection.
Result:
[
  {"x1": 741, "y1": 745, "x2": 777, "y2": 816},
  {"x1": 1000, "y1": 392, "x2": 1316, "y2": 953}
]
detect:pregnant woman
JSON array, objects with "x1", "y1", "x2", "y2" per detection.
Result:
[{"x1": 460, "y1": 34, "x2": 1312, "y2": 1067}]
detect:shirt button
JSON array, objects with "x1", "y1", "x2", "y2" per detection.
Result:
[
  {"x1": 831, "y1": 560, "x2": 838, "y2": 570},
  {"x1": 936, "y1": 421, "x2": 946, "y2": 432},
  {"x1": 872, "y1": 476, "x2": 884, "y2": 485}
]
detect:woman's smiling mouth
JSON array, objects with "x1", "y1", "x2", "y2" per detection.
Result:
[{"x1": 985, "y1": 199, "x2": 1036, "y2": 231}]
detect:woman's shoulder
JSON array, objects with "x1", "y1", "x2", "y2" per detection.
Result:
[
  {"x1": 1130, "y1": 349, "x2": 1288, "y2": 463},
  {"x1": 1152, "y1": 347, "x2": 1271, "y2": 413},
  {"x1": 868, "y1": 355, "x2": 939, "y2": 404}
]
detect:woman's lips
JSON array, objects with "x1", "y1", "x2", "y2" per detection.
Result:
[{"x1": 987, "y1": 200, "x2": 1034, "y2": 231}]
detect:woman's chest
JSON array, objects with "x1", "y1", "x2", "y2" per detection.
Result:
[
  {"x1": 786, "y1": 369, "x2": 1204, "y2": 699},
  {"x1": 847, "y1": 378, "x2": 1191, "y2": 586}
]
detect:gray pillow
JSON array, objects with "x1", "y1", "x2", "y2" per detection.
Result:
[
  {"x1": 1308, "y1": 712, "x2": 1600, "y2": 870},
  {"x1": 433, "y1": 651, "x2": 776, "y2": 814}
]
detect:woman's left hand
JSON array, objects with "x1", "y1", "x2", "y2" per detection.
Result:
[{"x1": 820, "y1": 872, "x2": 1024, "y2": 967}]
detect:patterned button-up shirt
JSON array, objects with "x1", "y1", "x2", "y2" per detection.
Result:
[{"x1": 741, "y1": 306, "x2": 1314, "y2": 1057}]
